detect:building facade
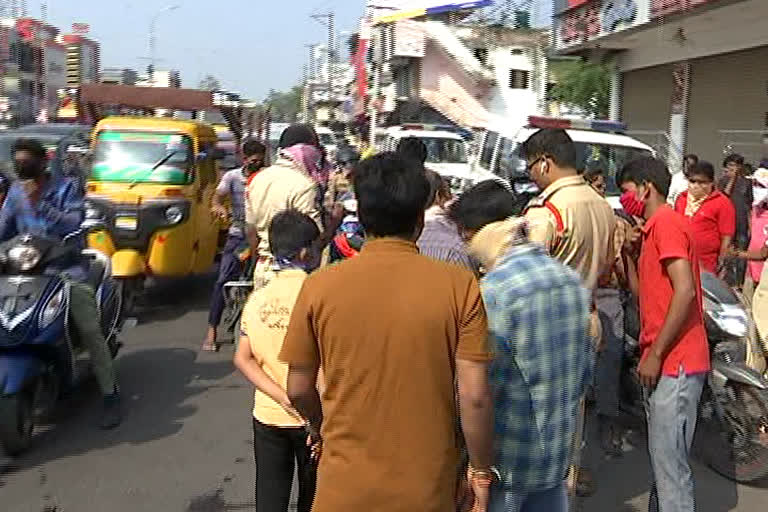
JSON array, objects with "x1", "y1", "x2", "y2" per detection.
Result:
[
  {"x1": 61, "y1": 33, "x2": 100, "y2": 88},
  {"x1": 553, "y1": 0, "x2": 768, "y2": 167}
]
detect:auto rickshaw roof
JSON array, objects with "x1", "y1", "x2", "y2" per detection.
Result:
[{"x1": 94, "y1": 116, "x2": 217, "y2": 139}]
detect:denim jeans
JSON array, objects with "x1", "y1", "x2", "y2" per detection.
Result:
[
  {"x1": 489, "y1": 482, "x2": 568, "y2": 512},
  {"x1": 207, "y1": 234, "x2": 245, "y2": 327},
  {"x1": 595, "y1": 288, "x2": 625, "y2": 418},
  {"x1": 644, "y1": 367, "x2": 706, "y2": 512}
]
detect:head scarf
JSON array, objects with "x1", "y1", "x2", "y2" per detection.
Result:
[
  {"x1": 280, "y1": 144, "x2": 329, "y2": 184},
  {"x1": 467, "y1": 217, "x2": 529, "y2": 271},
  {"x1": 278, "y1": 124, "x2": 318, "y2": 149}
]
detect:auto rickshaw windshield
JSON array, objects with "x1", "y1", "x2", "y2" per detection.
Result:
[{"x1": 91, "y1": 131, "x2": 193, "y2": 184}]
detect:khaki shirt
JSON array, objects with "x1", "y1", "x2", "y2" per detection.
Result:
[
  {"x1": 245, "y1": 157, "x2": 322, "y2": 256},
  {"x1": 524, "y1": 175, "x2": 616, "y2": 291}
]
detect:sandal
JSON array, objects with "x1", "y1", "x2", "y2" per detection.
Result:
[{"x1": 575, "y1": 467, "x2": 597, "y2": 498}]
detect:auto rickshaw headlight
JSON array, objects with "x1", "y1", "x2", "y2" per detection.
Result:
[{"x1": 165, "y1": 205, "x2": 184, "y2": 225}]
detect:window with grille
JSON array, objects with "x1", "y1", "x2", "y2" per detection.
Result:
[{"x1": 509, "y1": 69, "x2": 530, "y2": 89}]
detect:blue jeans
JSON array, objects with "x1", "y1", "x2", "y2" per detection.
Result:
[
  {"x1": 208, "y1": 234, "x2": 246, "y2": 327},
  {"x1": 644, "y1": 367, "x2": 706, "y2": 512},
  {"x1": 489, "y1": 482, "x2": 568, "y2": 512}
]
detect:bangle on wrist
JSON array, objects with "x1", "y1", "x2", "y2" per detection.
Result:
[{"x1": 468, "y1": 465, "x2": 500, "y2": 482}]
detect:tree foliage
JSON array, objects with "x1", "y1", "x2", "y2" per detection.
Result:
[
  {"x1": 198, "y1": 75, "x2": 221, "y2": 91},
  {"x1": 263, "y1": 86, "x2": 303, "y2": 123},
  {"x1": 550, "y1": 62, "x2": 611, "y2": 118}
]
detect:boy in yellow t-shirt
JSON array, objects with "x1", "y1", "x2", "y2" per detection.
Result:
[{"x1": 234, "y1": 209, "x2": 321, "y2": 512}]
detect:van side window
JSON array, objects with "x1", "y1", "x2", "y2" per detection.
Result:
[
  {"x1": 495, "y1": 137, "x2": 524, "y2": 179},
  {"x1": 480, "y1": 131, "x2": 498, "y2": 168}
]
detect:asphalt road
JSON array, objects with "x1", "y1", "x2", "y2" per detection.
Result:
[{"x1": 0, "y1": 273, "x2": 766, "y2": 511}]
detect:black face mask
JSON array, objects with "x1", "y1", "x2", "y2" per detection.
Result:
[{"x1": 15, "y1": 160, "x2": 43, "y2": 180}]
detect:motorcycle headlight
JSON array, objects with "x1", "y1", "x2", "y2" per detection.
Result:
[
  {"x1": 39, "y1": 288, "x2": 65, "y2": 329},
  {"x1": 165, "y1": 205, "x2": 184, "y2": 225},
  {"x1": 704, "y1": 296, "x2": 748, "y2": 338},
  {"x1": 8, "y1": 245, "x2": 41, "y2": 271}
]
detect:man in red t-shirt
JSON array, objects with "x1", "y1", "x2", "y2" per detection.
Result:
[
  {"x1": 619, "y1": 157, "x2": 710, "y2": 512},
  {"x1": 674, "y1": 160, "x2": 735, "y2": 274}
]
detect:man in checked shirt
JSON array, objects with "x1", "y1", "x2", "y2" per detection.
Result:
[{"x1": 451, "y1": 182, "x2": 594, "y2": 512}]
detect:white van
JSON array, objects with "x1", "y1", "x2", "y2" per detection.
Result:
[
  {"x1": 378, "y1": 125, "x2": 476, "y2": 194},
  {"x1": 472, "y1": 116, "x2": 655, "y2": 207}
]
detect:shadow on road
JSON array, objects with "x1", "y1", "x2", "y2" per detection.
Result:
[
  {"x1": 135, "y1": 273, "x2": 215, "y2": 325},
  {"x1": 1, "y1": 347, "x2": 235, "y2": 476},
  {"x1": 581, "y1": 412, "x2": 743, "y2": 512}
]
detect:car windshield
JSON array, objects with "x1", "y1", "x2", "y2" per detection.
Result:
[
  {"x1": 91, "y1": 131, "x2": 193, "y2": 184},
  {"x1": 421, "y1": 137, "x2": 468, "y2": 164}
]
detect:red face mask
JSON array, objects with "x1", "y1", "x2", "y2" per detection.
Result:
[{"x1": 620, "y1": 189, "x2": 645, "y2": 217}]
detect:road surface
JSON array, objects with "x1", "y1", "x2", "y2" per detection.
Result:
[{"x1": 1, "y1": 273, "x2": 766, "y2": 511}]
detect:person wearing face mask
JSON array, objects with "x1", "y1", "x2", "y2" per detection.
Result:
[
  {"x1": 202, "y1": 139, "x2": 267, "y2": 352},
  {"x1": 245, "y1": 124, "x2": 342, "y2": 288},
  {"x1": 0, "y1": 138, "x2": 122, "y2": 429},
  {"x1": 673, "y1": 161, "x2": 735, "y2": 274},
  {"x1": 617, "y1": 156, "x2": 709, "y2": 512},
  {"x1": 521, "y1": 128, "x2": 615, "y2": 499}
]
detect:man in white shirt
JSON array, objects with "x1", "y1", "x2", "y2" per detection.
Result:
[{"x1": 667, "y1": 153, "x2": 698, "y2": 205}]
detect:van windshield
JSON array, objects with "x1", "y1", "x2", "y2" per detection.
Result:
[
  {"x1": 421, "y1": 137, "x2": 468, "y2": 164},
  {"x1": 91, "y1": 131, "x2": 193, "y2": 184},
  {"x1": 579, "y1": 143, "x2": 653, "y2": 196},
  {"x1": 498, "y1": 139, "x2": 652, "y2": 196}
]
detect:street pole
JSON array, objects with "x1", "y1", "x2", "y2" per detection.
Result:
[{"x1": 149, "y1": 5, "x2": 179, "y2": 86}]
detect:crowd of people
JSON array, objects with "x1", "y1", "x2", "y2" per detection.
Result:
[{"x1": 206, "y1": 122, "x2": 757, "y2": 512}]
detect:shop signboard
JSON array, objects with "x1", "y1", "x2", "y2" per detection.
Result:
[
  {"x1": 651, "y1": 0, "x2": 732, "y2": 18},
  {"x1": 557, "y1": 0, "x2": 645, "y2": 48},
  {"x1": 372, "y1": 0, "x2": 493, "y2": 24}
]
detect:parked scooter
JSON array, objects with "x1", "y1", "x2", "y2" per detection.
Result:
[
  {"x1": 621, "y1": 271, "x2": 768, "y2": 482},
  {"x1": 0, "y1": 228, "x2": 122, "y2": 455}
]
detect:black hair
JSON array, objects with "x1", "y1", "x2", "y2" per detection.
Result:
[
  {"x1": 723, "y1": 153, "x2": 745, "y2": 167},
  {"x1": 519, "y1": 128, "x2": 578, "y2": 169},
  {"x1": 279, "y1": 124, "x2": 318, "y2": 149},
  {"x1": 396, "y1": 137, "x2": 428, "y2": 164},
  {"x1": 242, "y1": 138, "x2": 266, "y2": 158},
  {"x1": 425, "y1": 169, "x2": 449, "y2": 206},
  {"x1": 449, "y1": 180, "x2": 522, "y2": 231},
  {"x1": 12, "y1": 138, "x2": 47, "y2": 161},
  {"x1": 618, "y1": 156, "x2": 671, "y2": 198},
  {"x1": 337, "y1": 147, "x2": 360, "y2": 165},
  {"x1": 684, "y1": 153, "x2": 699, "y2": 164},
  {"x1": 354, "y1": 152, "x2": 430, "y2": 238},
  {"x1": 689, "y1": 161, "x2": 715, "y2": 182},
  {"x1": 268, "y1": 209, "x2": 320, "y2": 261},
  {"x1": 583, "y1": 168, "x2": 604, "y2": 183}
]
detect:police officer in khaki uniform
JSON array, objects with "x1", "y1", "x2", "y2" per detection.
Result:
[{"x1": 519, "y1": 128, "x2": 616, "y2": 504}]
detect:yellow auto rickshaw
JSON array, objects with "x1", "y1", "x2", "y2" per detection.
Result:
[{"x1": 84, "y1": 117, "x2": 223, "y2": 308}]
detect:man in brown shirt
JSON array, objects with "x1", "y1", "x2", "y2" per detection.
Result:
[{"x1": 280, "y1": 153, "x2": 495, "y2": 512}]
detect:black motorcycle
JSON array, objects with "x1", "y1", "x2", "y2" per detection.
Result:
[{"x1": 621, "y1": 271, "x2": 768, "y2": 482}]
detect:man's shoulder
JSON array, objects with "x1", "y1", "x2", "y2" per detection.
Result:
[{"x1": 490, "y1": 247, "x2": 581, "y2": 290}]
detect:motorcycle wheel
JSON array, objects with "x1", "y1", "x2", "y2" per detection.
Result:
[
  {"x1": 696, "y1": 382, "x2": 768, "y2": 483},
  {"x1": 0, "y1": 392, "x2": 34, "y2": 456}
]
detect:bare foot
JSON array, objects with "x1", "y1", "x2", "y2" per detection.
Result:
[{"x1": 201, "y1": 327, "x2": 219, "y2": 352}]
